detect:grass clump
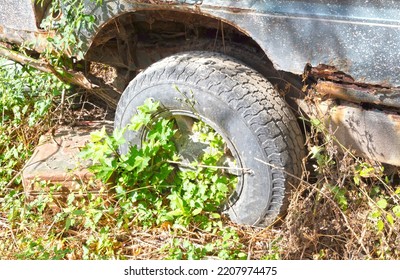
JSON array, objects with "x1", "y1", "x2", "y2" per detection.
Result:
[{"x1": 279, "y1": 113, "x2": 400, "y2": 260}]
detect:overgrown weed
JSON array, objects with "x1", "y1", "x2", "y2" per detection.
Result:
[
  {"x1": 278, "y1": 111, "x2": 400, "y2": 259},
  {"x1": 2, "y1": 81, "x2": 399, "y2": 259},
  {"x1": 1, "y1": 0, "x2": 400, "y2": 260}
]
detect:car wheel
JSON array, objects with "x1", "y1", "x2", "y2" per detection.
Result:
[{"x1": 114, "y1": 51, "x2": 304, "y2": 226}]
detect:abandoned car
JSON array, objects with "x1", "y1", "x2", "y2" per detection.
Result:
[{"x1": 1, "y1": 0, "x2": 399, "y2": 226}]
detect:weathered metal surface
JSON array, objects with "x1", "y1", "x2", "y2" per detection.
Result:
[
  {"x1": 2, "y1": 0, "x2": 400, "y2": 88},
  {"x1": 80, "y1": 0, "x2": 400, "y2": 88},
  {"x1": 314, "y1": 101, "x2": 400, "y2": 167},
  {"x1": 0, "y1": 25, "x2": 49, "y2": 53},
  {"x1": 315, "y1": 81, "x2": 400, "y2": 109},
  {"x1": 1, "y1": 0, "x2": 400, "y2": 168},
  {"x1": 206, "y1": 0, "x2": 400, "y2": 87},
  {"x1": 309, "y1": 65, "x2": 355, "y2": 84},
  {"x1": 0, "y1": 0, "x2": 37, "y2": 32}
]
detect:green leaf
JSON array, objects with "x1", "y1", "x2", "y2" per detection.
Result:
[
  {"x1": 358, "y1": 163, "x2": 375, "y2": 178},
  {"x1": 237, "y1": 252, "x2": 248, "y2": 259},
  {"x1": 377, "y1": 219, "x2": 385, "y2": 232},
  {"x1": 141, "y1": 98, "x2": 159, "y2": 113},
  {"x1": 115, "y1": 185, "x2": 126, "y2": 195},
  {"x1": 165, "y1": 209, "x2": 184, "y2": 217},
  {"x1": 386, "y1": 214, "x2": 394, "y2": 226},
  {"x1": 329, "y1": 186, "x2": 348, "y2": 211},
  {"x1": 112, "y1": 127, "x2": 126, "y2": 145},
  {"x1": 72, "y1": 210, "x2": 85, "y2": 216},
  {"x1": 310, "y1": 118, "x2": 322, "y2": 127},
  {"x1": 210, "y1": 213, "x2": 221, "y2": 219},
  {"x1": 93, "y1": 211, "x2": 103, "y2": 224},
  {"x1": 370, "y1": 209, "x2": 381, "y2": 219},
  {"x1": 353, "y1": 175, "x2": 361, "y2": 186},
  {"x1": 132, "y1": 155, "x2": 150, "y2": 173},
  {"x1": 377, "y1": 199, "x2": 388, "y2": 209},
  {"x1": 67, "y1": 193, "x2": 75, "y2": 205},
  {"x1": 129, "y1": 112, "x2": 149, "y2": 131},
  {"x1": 392, "y1": 205, "x2": 400, "y2": 218},
  {"x1": 90, "y1": 126, "x2": 106, "y2": 142},
  {"x1": 204, "y1": 243, "x2": 214, "y2": 252},
  {"x1": 168, "y1": 193, "x2": 186, "y2": 214},
  {"x1": 192, "y1": 208, "x2": 202, "y2": 216},
  {"x1": 65, "y1": 218, "x2": 72, "y2": 231},
  {"x1": 370, "y1": 186, "x2": 381, "y2": 197}
]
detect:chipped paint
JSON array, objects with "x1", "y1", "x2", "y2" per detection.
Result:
[
  {"x1": 76, "y1": 0, "x2": 400, "y2": 87},
  {"x1": 316, "y1": 101, "x2": 400, "y2": 166},
  {"x1": 315, "y1": 81, "x2": 400, "y2": 109},
  {"x1": 3, "y1": 0, "x2": 400, "y2": 87}
]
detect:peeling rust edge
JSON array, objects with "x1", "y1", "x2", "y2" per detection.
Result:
[
  {"x1": 0, "y1": 25, "x2": 49, "y2": 53},
  {"x1": 312, "y1": 100, "x2": 400, "y2": 167},
  {"x1": 315, "y1": 81, "x2": 400, "y2": 109}
]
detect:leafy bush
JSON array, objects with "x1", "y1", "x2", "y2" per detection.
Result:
[
  {"x1": 80, "y1": 98, "x2": 237, "y2": 230},
  {"x1": 0, "y1": 59, "x2": 67, "y2": 189},
  {"x1": 77, "y1": 98, "x2": 244, "y2": 259}
]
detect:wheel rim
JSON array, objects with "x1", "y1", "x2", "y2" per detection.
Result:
[{"x1": 140, "y1": 109, "x2": 245, "y2": 208}]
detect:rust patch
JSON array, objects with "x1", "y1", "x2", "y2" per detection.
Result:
[
  {"x1": 309, "y1": 64, "x2": 355, "y2": 84},
  {"x1": 315, "y1": 100, "x2": 400, "y2": 166},
  {"x1": 389, "y1": 114, "x2": 400, "y2": 132},
  {"x1": 315, "y1": 81, "x2": 400, "y2": 109}
]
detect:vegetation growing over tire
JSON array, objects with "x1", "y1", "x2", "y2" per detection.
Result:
[{"x1": 115, "y1": 51, "x2": 304, "y2": 226}]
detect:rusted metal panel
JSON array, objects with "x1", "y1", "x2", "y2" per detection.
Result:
[
  {"x1": 81, "y1": 0, "x2": 400, "y2": 88},
  {"x1": 0, "y1": 0, "x2": 48, "y2": 52},
  {"x1": 0, "y1": 28, "x2": 49, "y2": 53},
  {"x1": 2, "y1": 0, "x2": 400, "y2": 88},
  {"x1": 315, "y1": 101, "x2": 400, "y2": 167},
  {"x1": 0, "y1": 0, "x2": 37, "y2": 32},
  {"x1": 315, "y1": 81, "x2": 400, "y2": 109}
]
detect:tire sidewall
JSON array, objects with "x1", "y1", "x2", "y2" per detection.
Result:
[{"x1": 116, "y1": 81, "x2": 273, "y2": 225}]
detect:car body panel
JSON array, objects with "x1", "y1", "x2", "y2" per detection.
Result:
[
  {"x1": 78, "y1": 0, "x2": 400, "y2": 87},
  {"x1": 1, "y1": 0, "x2": 400, "y2": 166}
]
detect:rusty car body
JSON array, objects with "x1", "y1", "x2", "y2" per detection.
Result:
[
  {"x1": 1, "y1": 0, "x2": 400, "y2": 225},
  {"x1": 1, "y1": 0, "x2": 399, "y2": 166}
]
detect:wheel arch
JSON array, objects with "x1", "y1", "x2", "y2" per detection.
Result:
[{"x1": 82, "y1": 5, "x2": 284, "y2": 92}]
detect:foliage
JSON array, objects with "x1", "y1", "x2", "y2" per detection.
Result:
[
  {"x1": 1, "y1": 0, "x2": 100, "y2": 204},
  {"x1": 78, "y1": 98, "x2": 242, "y2": 259},
  {"x1": 0, "y1": 94, "x2": 245, "y2": 260},
  {"x1": 0, "y1": 0, "x2": 106, "y2": 260},
  {"x1": 0, "y1": 59, "x2": 67, "y2": 190},
  {"x1": 37, "y1": 0, "x2": 100, "y2": 62},
  {"x1": 1, "y1": 0, "x2": 400, "y2": 261},
  {"x1": 282, "y1": 113, "x2": 400, "y2": 260}
]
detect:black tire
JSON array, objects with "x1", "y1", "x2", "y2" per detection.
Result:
[{"x1": 114, "y1": 51, "x2": 304, "y2": 226}]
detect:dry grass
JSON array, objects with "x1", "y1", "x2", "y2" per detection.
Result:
[{"x1": 1, "y1": 90, "x2": 399, "y2": 260}]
